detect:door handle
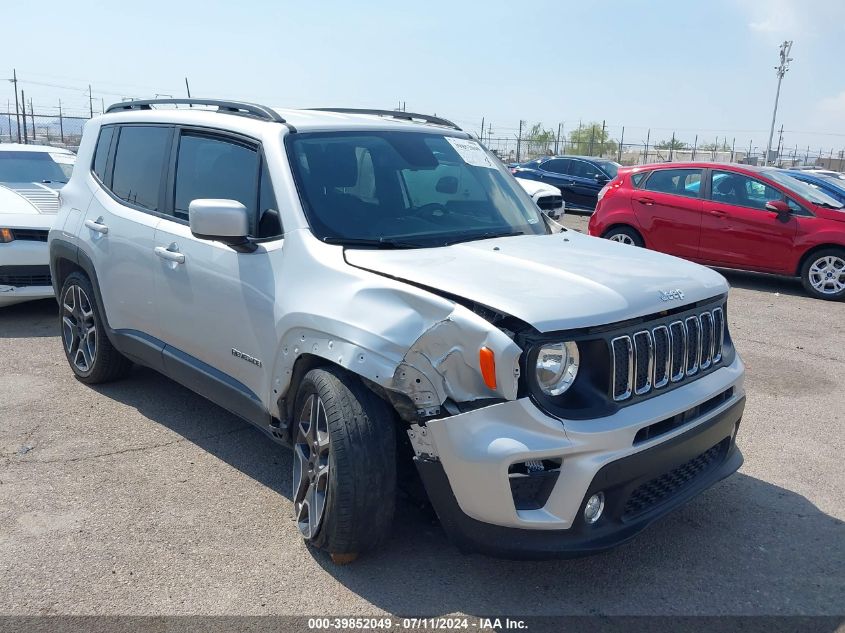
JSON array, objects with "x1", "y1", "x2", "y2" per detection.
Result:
[
  {"x1": 84, "y1": 218, "x2": 108, "y2": 234},
  {"x1": 154, "y1": 245, "x2": 186, "y2": 265},
  {"x1": 635, "y1": 197, "x2": 654, "y2": 205},
  {"x1": 707, "y1": 209, "x2": 728, "y2": 218}
]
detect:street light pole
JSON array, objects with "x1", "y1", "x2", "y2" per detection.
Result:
[{"x1": 765, "y1": 40, "x2": 793, "y2": 166}]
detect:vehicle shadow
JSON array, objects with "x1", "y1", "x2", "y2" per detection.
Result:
[
  {"x1": 0, "y1": 298, "x2": 58, "y2": 339},
  {"x1": 91, "y1": 366, "x2": 293, "y2": 501},
  {"x1": 87, "y1": 368, "x2": 844, "y2": 615},
  {"x1": 720, "y1": 268, "x2": 807, "y2": 298}
]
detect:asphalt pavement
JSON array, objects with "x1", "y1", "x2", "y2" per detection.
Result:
[{"x1": 1, "y1": 215, "x2": 843, "y2": 616}]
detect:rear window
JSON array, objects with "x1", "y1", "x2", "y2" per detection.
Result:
[
  {"x1": 111, "y1": 126, "x2": 171, "y2": 211},
  {"x1": 642, "y1": 168, "x2": 702, "y2": 198},
  {"x1": 92, "y1": 126, "x2": 115, "y2": 182},
  {"x1": 631, "y1": 172, "x2": 647, "y2": 187}
]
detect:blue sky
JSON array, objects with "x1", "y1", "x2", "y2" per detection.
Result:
[{"x1": 2, "y1": 0, "x2": 844, "y2": 153}]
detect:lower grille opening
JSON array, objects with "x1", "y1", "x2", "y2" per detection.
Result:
[
  {"x1": 0, "y1": 265, "x2": 52, "y2": 288},
  {"x1": 633, "y1": 387, "x2": 734, "y2": 445},
  {"x1": 623, "y1": 438, "x2": 729, "y2": 520},
  {"x1": 508, "y1": 459, "x2": 561, "y2": 511}
]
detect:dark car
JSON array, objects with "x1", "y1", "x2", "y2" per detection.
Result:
[
  {"x1": 785, "y1": 170, "x2": 845, "y2": 205},
  {"x1": 511, "y1": 155, "x2": 620, "y2": 212}
]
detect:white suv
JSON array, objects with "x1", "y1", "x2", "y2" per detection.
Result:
[{"x1": 49, "y1": 99, "x2": 745, "y2": 560}]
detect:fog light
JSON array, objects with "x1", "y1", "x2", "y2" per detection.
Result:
[{"x1": 584, "y1": 492, "x2": 605, "y2": 524}]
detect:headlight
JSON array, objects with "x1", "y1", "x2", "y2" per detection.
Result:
[
  {"x1": 535, "y1": 341, "x2": 579, "y2": 396},
  {"x1": 0, "y1": 228, "x2": 13, "y2": 243}
]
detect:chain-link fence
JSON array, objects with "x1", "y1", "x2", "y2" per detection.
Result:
[
  {"x1": 482, "y1": 133, "x2": 845, "y2": 169},
  {"x1": 0, "y1": 110, "x2": 88, "y2": 151}
]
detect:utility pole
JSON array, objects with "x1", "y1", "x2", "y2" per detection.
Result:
[
  {"x1": 516, "y1": 120, "x2": 523, "y2": 163},
  {"x1": 669, "y1": 132, "x2": 676, "y2": 162},
  {"x1": 805, "y1": 145, "x2": 810, "y2": 165},
  {"x1": 599, "y1": 120, "x2": 606, "y2": 156},
  {"x1": 88, "y1": 85, "x2": 94, "y2": 118},
  {"x1": 29, "y1": 99, "x2": 35, "y2": 143},
  {"x1": 555, "y1": 122, "x2": 562, "y2": 155},
  {"x1": 487, "y1": 122, "x2": 492, "y2": 148},
  {"x1": 480, "y1": 117, "x2": 484, "y2": 142},
  {"x1": 58, "y1": 99, "x2": 64, "y2": 144},
  {"x1": 6, "y1": 101, "x2": 11, "y2": 142},
  {"x1": 618, "y1": 126, "x2": 625, "y2": 162},
  {"x1": 21, "y1": 90, "x2": 28, "y2": 144},
  {"x1": 643, "y1": 129, "x2": 650, "y2": 164},
  {"x1": 185, "y1": 77, "x2": 192, "y2": 98},
  {"x1": 731, "y1": 137, "x2": 736, "y2": 163},
  {"x1": 692, "y1": 134, "x2": 698, "y2": 161},
  {"x1": 748, "y1": 139, "x2": 753, "y2": 163},
  {"x1": 12, "y1": 69, "x2": 21, "y2": 142},
  {"x1": 765, "y1": 40, "x2": 793, "y2": 166}
]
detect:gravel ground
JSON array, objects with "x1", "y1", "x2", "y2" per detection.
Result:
[{"x1": 1, "y1": 214, "x2": 843, "y2": 616}]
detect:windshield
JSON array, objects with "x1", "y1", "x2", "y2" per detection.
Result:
[
  {"x1": 0, "y1": 151, "x2": 73, "y2": 183},
  {"x1": 286, "y1": 131, "x2": 548, "y2": 247},
  {"x1": 597, "y1": 160, "x2": 620, "y2": 178},
  {"x1": 763, "y1": 169, "x2": 843, "y2": 208}
]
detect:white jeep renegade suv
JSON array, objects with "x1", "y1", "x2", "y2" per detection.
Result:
[{"x1": 49, "y1": 99, "x2": 745, "y2": 560}]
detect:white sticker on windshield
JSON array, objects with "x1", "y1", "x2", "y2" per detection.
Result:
[
  {"x1": 49, "y1": 153, "x2": 75, "y2": 165},
  {"x1": 445, "y1": 137, "x2": 498, "y2": 170}
]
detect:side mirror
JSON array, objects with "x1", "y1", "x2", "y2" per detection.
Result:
[
  {"x1": 764, "y1": 199, "x2": 791, "y2": 221},
  {"x1": 189, "y1": 199, "x2": 257, "y2": 252},
  {"x1": 594, "y1": 173, "x2": 609, "y2": 184}
]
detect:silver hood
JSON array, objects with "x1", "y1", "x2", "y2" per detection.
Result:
[{"x1": 345, "y1": 230, "x2": 729, "y2": 333}]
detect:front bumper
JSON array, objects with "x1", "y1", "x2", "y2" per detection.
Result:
[
  {"x1": 0, "y1": 239, "x2": 53, "y2": 307},
  {"x1": 416, "y1": 356, "x2": 745, "y2": 558}
]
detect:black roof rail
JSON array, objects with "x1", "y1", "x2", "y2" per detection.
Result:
[
  {"x1": 105, "y1": 98, "x2": 294, "y2": 130},
  {"x1": 308, "y1": 108, "x2": 461, "y2": 131}
]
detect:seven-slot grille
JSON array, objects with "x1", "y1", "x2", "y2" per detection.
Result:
[{"x1": 611, "y1": 307, "x2": 724, "y2": 402}]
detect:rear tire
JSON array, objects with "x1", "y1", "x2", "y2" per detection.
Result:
[
  {"x1": 800, "y1": 248, "x2": 845, "y2": 301},
  {"x1": 292, "y1": 367, "x2": 396, "y2": 558},
  {"x1": 603, "y1": 225, "x2": 645, "y2": 247},
  {"x1": 59, "y1": 272, "x2": 131, "y2": 383}
]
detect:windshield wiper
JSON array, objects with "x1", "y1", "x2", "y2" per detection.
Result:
[
  {"x1": 322, "y1": 236, "x2": 424, "y2": 249},
  {"x1": 440, "y1": 230, "x2": 525, "y2": 247}
]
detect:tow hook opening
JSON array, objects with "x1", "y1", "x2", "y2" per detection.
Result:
[{"x1": 508, "y1": 458, "x2": 562, "y2": 511}]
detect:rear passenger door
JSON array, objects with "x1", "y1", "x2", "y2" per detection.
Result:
[
  {"x1": 631, "y1": 167, "x2": 704, "y2": 259},
  {"x1": 83, "y1": 124, "x2": 171, "y2": 349},
  {"x1": 152, "y1": 129, "x2": 283, "y2": 422}
]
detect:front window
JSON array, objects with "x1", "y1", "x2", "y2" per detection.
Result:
[
  {"x1": 762, "y1": 169, "x2": 843, "y2": 208},
  {"x1": 0, "y1": 151, "x2": 73, "y2": 183},
  {"x1": 596, "y1": 160, "x2": 619, "y2": 179},
  {"x1": 287, "y1": 131, "x2": 548, "y2": 247}
]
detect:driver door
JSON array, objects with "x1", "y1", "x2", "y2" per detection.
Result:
[{"x1": 698, "y1": 169, "x2": 798, "y2": 273}]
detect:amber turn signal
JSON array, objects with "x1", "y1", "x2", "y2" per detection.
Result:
[
  {"x1": 0, "y1": 228, "x2": 13, "y2": 243},
  {"x1": 479, "y1": 347, "x2": 497, "y2": 390}
]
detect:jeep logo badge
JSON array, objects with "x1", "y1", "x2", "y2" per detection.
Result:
[{"x1": 659, "y1": 289, "x2": 685, "y2": 301}]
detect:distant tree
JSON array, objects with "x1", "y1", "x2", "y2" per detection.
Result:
[
  {"x1": 567, "y1": 122, "x2": 618, "y2": 157},
  {"x1": 699, "y1": 139, "x2": 731, "y2": 152},
  {"x1": 521, "y1": 121, "x2": 555, "y2": 158},
  {"x1": 656, "y1": 138, "x2": 687, "y2": 150}
]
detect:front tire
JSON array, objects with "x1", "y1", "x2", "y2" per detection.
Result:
[
  {"x1": 800, "y1": 248, "x2": 845, "y2": 301},
  {"x1": 292, "y1": 367, "x2": 396, "y2": 559},
  {"x1": 59, "y1": 272, "x2": 131, "y2": 383},
  {"x1": 603, "y1": 225, "x2": 645, "y2": 247}
]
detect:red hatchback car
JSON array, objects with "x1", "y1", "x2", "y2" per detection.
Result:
[{"x1": 588, "y1": 162, "x2": 845, "y2": 300}]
